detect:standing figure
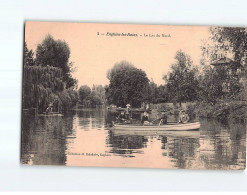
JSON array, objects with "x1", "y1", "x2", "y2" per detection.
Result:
[{"x1": 125, "y1": 104, "x2": 131, "y2": 120}]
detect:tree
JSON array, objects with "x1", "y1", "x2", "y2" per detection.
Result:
[
  {"x1": 198, "y1": 66, "x2": 224, "y2": 104},
  {"x1": 106, "y1": 61, "x2": 149, "y2": 107},
  {"x1": 210, "y1": 27, "x2": 247, "y2": 65},
  {"x1": 23, "y1": 38, "x2": 78, "y2": 114},
  {"x1": 155, "y1": 85, "x2": 169, "y2": 103},
  {"x1": 22, "y1": 65, "x2": 64, "y2": 112},
  {"x1": 89, "y1": 91, "x2": 101, "y2": 107},
  {"x1": 78, "y1": 85, "x2": 91, "y2": 104},
  {"x1": 94, "y1": 85, "x2": 106, "y2": 105},
  {"x1": 107, "y1": 60, "x2": 134, "y2": 80},
  {"x1": 24, "y1": 42, "x2": 35, "y2": 66},
  {"x1": 147, "y1": 80, "x2": 159, "y2": 103},
  {"x1": 200, "y1": 27, "x2": 246, "y2": 101},
  {"x1": 35, "y1": 34, "x2": 77, "y2": 89},
  {"x1": 164, "y1": 50, "x2": 199, "y2": 106}
]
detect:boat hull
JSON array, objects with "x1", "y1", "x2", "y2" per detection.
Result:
[
  {"x1": 110, "y1": 129, "x2": 200, "y2": 138},
  {"x1": 111, "y1": 122, "x2": 200, "y2": 131}
]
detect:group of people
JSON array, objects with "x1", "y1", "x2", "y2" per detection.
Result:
[
  {"x1": 141, "y1": 110, "x2": 168, "y2": 125},
  {"x1": 116, "y1": 104, "x2": 190, "y2": 126},
  {"x1": 116, "y1": 104, "x2": 131, "y2": 123},
  {"x1": 141, "y1": 109, "x2": 189, "y2": 125}
]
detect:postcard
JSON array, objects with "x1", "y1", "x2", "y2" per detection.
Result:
[{"x1": 21, "y1": 22, "x2": 246, "y2": 170}]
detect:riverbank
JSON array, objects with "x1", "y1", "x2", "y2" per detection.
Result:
[
  {"x1": 150, "y1": 101, "x2": 246, "y2": 123},
  {"x1": 195, "y1": 101, "x2": 246, "y2": 123}
]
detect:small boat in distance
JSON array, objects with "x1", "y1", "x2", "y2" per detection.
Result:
[
  {"x1": 111, "y1": 121, "x2": 200, "y2": 131},
  {"x1": 38, "y1": 112, "x2": 64, "y2": 117}
]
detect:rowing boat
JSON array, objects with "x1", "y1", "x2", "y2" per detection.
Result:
[
  {"x1": 110, "y1": 129, "x2": 200, "y2": 138},
  {"x1": 38, "y1": 113, "x2": 64, "y2": 117},
  {"x1": 111, "y1": 121, "x2": 200, "y2": 131}
]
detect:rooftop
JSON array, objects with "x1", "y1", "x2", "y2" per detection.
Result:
[{"x1": 210, "y1": 57, "x2": 233, "y2": 66}]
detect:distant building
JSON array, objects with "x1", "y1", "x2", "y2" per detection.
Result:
[
  {"x1": 210, "y1": 57, "x2": 240, "y2": 76},
  {"x1": 210, "y1": 52, "x2": 247, "y2": 95}
]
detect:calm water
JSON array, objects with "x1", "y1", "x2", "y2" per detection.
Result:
[{"x1": 21, "y1": 109, "x2": 246, "y2": 170}]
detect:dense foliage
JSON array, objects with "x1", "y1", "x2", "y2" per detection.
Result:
[
  {"x1": 22, "y1": 37, "x2": 78, "y2": 114},
  {"x1": 106, "y1": 61, "x2": 149, "y2": 107},
  {"x1": 200, "y1": 27, "x2": 246, "y2": 102},
  {"x1": 163, "y1": 50, "x2": 199, "y2": 105},
  {"x1": 36, "y1": 34, "x2": 77, "y2": 89},
  {"x1": 23, "y1": 28, "x2": 246, "y2": 121},
  {"x1": 78, "y1": 85, "x2": 105, "y2": 108}
]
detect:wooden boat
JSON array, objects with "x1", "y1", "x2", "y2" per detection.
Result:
[
  {"x1": 38, "y1": 112, "x2": 64, "y2": 117},
  {"x1": 111, "y1": 121, "x2": 200, "y2": 131},
  {"x1": 110, "y1": 129, "x2": 200, "y2": 138}
]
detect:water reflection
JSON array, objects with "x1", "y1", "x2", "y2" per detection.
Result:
[
  {"x1": 21, "y1": 109, "x2": 246, "y2": 170},
  {"x1": 21, "y1": 115, "x2": 74, "y2": 165},
  {"x1": 107, "y1": 131, "x2": 148, "y2": 157}
]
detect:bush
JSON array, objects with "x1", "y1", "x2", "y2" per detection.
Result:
[
  {"x1": 196, "y1": 101, "x2": 246, "y2": 122},
  {"x1": 186, "y1": 104, "x2": 197, "y2": 121}
]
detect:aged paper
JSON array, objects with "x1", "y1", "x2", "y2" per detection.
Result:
[{"x1": 21, "y1": 22, "x2": 246, "y2": 170}]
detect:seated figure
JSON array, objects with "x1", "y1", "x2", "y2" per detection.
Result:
[
  {"x1": 141, "y1": 111, "x2": 152, "y2": 125},
  {"x1": 178, "y1": 110, "x2": 190, "y2": 124}
]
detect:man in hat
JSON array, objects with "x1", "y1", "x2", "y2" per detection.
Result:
[{"x1": 125, "y1": 104, "x2": 131, "y2": 120}]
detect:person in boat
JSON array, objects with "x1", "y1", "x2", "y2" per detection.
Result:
[
  {"x1": 125, "y1": 104, "x2": 131, "y2": 120},
  {"x1": 45, "y1": 102, "x2": 53, "y2": 114},
  {"x1": 141, "y1": 111, "x2": 152, "y2": 125},
  {"x1": 117, "y1": 111, "x2": 127, "y2": 123},
  {"x1": 178, "y1": 110, "x2": 189, "y2": 124},
  {"x1": 158, "y1": 110, "x2": 168, "y2": 125}
]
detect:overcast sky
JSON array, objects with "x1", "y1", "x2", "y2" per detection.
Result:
[{"x1": 25, "y1": 22, "x2": 210, "y2": 87}]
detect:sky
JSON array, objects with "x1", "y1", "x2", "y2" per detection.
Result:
[{"x1": 25, "y1": 22, "x2": 211, "y2": 87}]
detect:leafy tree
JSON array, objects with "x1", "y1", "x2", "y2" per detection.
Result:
[
  {"x1": 200, "y1": 27, "x2": 246, "y2": 101},
  {"x1": 94, "y1": 85, "x2": 105, "y2": 105},
  {"x1": 155, "y1": 85, "x2": 170, "y2": 103},
  {"x1": 164, "y1": 50, "x2": 199, "y2": 106},
  {"x1": 209, "y1": 27, "x2": 247, "y2": 65},
  {"x1": 89, "y1": 91, "x2": 101, "y2": 107},
  {"x1": 78, "y1": 85, "x2": 91, "y2": 104},
  {"x1": 147, "y1": 80, "x2": 158, "y2": 103},
  {"x1": 35, "y1": 34, "x2": 77, "y2": 89},
  {"x1": 107, "y1": 60, "x2": 134, "y2": 80},
  {"x1": 23, "y1": 42, "x2": 78, "y2": 113},
  {"x1": 23, "y1": 65, "x2": 64, "y2": 112},
  {"x1": 24, "y1": 42, "x2": 35, "y2": 66},
  {"x1": 78, "y1": 84, "x2": 106, "y2": 107},
  {"x1": 106, "y1": 61, "x2": 149, "y2": 107},
  {"x1": 198, "y1": 66, "x2": 224, "y2": 104}
]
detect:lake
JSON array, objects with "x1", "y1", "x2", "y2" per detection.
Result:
[{"x1": 21, "y1": 109, "x2": 246, "y2": 170}]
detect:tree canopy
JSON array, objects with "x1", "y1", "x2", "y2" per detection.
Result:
[
  {"x1": 164, "y1": 50, "x2": 199, "y2": 105},
  {"x1": 24, "y1": 42, "x2": 35, "y2": 66},
  {"x1": 106, "y1": 61, "x2": 149, "y2": 107},
  {"x1": 78, "y1": 85, "x2": 91, "y2": 104},
  {"x1": 200, "y1": 27, "x2": 246, "y2": 101},
  {"x1": 22, "y1": 39, "x2": 78, "y2": 113},
  {"x1": 35, "y1": 34, "x2": 77, "y2": 89},
  {"x1": 78, "y1": 84, "x2": 106, "y2": 108}
]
